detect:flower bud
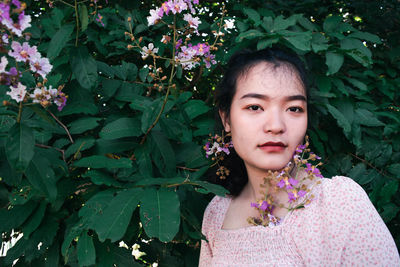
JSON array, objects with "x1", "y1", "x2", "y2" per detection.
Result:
[
  {"x1": 3, "y1": 100, "x2": 9, "y2": 106},
  {"x1": 138, "y1": 37, "x2": 143, "y2": 43},
  {"x1": 127, "y1": 44, "x2": 134, "y2": 49},
  {"x1": 127, "y1": 17, "x2": 132, "y2": 22}
]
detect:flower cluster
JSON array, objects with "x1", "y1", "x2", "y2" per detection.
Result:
[
  {"x1": 204, "y1": 133, "x2": 233, "y2": 179},
  {"x1": 0, "y1": 1, "x2": 66, "y2": 110},
  {"x1": 0, "y1": 0, "x2": 31, "y2": 37},
  {"x1": 248, "y1": 137, "x2": 323, "y2": 227},
  {"x1": 30, "y1": 85, "x2": 67, "y2": 111},
  {"x1": 176, "y1": 41, "x2": 216, "y2": 70},
  {"x1": 147, "y1": 0, "x2": 199, "y2": 26},
  {"x1": 143, "y1": 0, "x2": 218, "y2": 71},
  {"x1": 8, "y1": 41, "x2": 52, "y2": 78}
]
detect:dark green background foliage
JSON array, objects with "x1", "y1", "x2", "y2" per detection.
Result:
[{"x1": 0, "y1": 0, "x2": 399, "y2": 266}]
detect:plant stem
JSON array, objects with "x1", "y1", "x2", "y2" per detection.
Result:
[
  {"x1": 47, "y1": 109, "x2": 74, "y2": 144},
  {"x1": 16, "y1": 101, "x2": 23, "y2": 123},
  {"x1": 74, "y1": 0, "x2": 79, "y2": 47}
]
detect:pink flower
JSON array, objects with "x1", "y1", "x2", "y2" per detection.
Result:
[
  {"x1": 2, "y1": 33, "x2": 9, "y2": 44},
  {"x1": 2, "y1": 13, "x2": 31, "y2": 37},
  {"x1": 8, "y1": 41, "x2": 39, "y2": 62},
  {"x1": 167, "y1": 0, "x2": 188, "y2": 14},
  {"x1": 96, "y1": 13, "x2": 105, "y2": 27},
  {"x1": 30, "y1": 56, "x2": 53, "y2": 78},
  {"x1": 140, "y1": 43, "x2": 159, "y2": 59},
  {"x1": 295, "y1": 144, "x2": 306, "y2": 153},
  {"x1": 194, "y1": 43, "x2": 209, "y2": 56},
  {"x1": 159, "y1": 2, "x2": 171, "y2": 16},
  {"x1": 6, "y1": 82, "x2": 26, "y2": 103},
  {"x1": 183, "y1": 13, "x2": 201, "y2": 32},
  {"x1": 0, "y1": 56, "x2": 8, "y2": 72},
  {"x1": 203, "y1": 53, "x2": 216, "y2": 68},
  {"x1": 305, "y1": 163, "x2": 323, "y2": 178}
]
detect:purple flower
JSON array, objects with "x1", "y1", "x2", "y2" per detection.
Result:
[
  {"x1": 159, "y1": 2, "x2": 170, "y2": 16},
  {"x1": 96, "y1": 13, "x2": 105, "y2": 27},
  {"x1": 298, "y1": 190, "x2": 306, "y2": 198},
  {"x1": 295, "y1": 144, "x2": 306, "y2": 153},
  {"x1": 30, "y1": 56, "x2": 53, "y2": 78},
  {"x1": 167, "y1": 0, "x2": 188, "y2": 14},
  {"x1": 277, "y1": 179, "x2": 285, "y2": 188},
  {"x1": 55, "y1": 95, "x2": 67, "y2": 111},
  {"x1": 8, "y1": 41, "x2": 39, "y2": 62},
  {"x1": 305, "y1": 163, "x2": 323, "y2": 178},
  {"x1": 203, "y1": 53, "x2": 216, "y2": 68},
  {"x1": 2, "y1": 33, "x2": 9, "y2": 44},
  {"x1": 288, "y1": 177, "x2": 299, "y2": 186}
]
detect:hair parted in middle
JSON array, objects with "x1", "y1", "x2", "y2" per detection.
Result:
[{"x1": 208, "y1": 47, "x2": 309, "y2": 196}]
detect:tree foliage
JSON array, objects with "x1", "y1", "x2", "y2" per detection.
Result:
[{"x1": 0, "y1": 0, "x2": 399, "y2": 266}]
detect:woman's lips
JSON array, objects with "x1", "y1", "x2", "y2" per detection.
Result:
[{"x1": 258, "y1": 142, "x2": 287, "y2": 152}]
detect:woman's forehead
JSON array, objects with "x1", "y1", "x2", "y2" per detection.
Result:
[{"x1": 235, "y1": 62, "x2": 306, "y2": 97}]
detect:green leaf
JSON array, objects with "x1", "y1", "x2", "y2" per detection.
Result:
[
  {"x1": 183, "y1": 100, "x2": 210, "y2": 120},
  {"x1": 257, "y1": 38, "x2": 279, "y2": 50},
  {"x1": 380, "y1": 203, "x2": 400, "y2": 222},
  {"x1": 79, "y1": 190, "x2": 115, "y2": 227},
  {"x1": 78, "y1": 4, "x2": 89, "y2": 32},
  {"x1": 348, "y1": 31, "x2": 381, "y2": 44},
  {"x1": 236, "y1": 29, "x2": 265, "y2": 42},
  {"x1": 193, "y1": 181, "x2": 229, "y2": 196},
  {"x1": 92, "y1": 188, "x2": 142, "y2": 242},
  {"x1": 243, "y1": 8, "x2": 260, "y2": 25},
  {"x1": 65, "y1": 137, "x2": 95, "y2": 158},
  {"x1": 326, "y1": 52, "x2": 344, "y2": 75},
  {"x1": 68, "y1": 117, "x2": 101, "y2": 134},
  {"x1": 379, "y1": 180, "x2": 399, "y2": 204},
  {"x1": 74, "y1": 155, "x2": 132, "y2": 169},
  {"x1": 5, "y1": 123, "x2": 35, "y2": 172},
  {"x1": 22, "y1": 202, "x2": 47, "y2": 238},
  {"x1": 70, "y1": 46, "x2": 98, "y2": 89},
  {"x1": 345, "y1": 77, "x2": 368, "y2": 91},
  {"x1": 151, "y1": 130, "x2": 176, "y2": 177},
  {"x1": 354, "y1": 109, "x2": 385, "y2": 127},
  {"x1": 135, "y1": 143, "x2": 153, "y2": 178},
  {"x1": 139, "y1": 67, "x2": 149, "y2": 82},
  {"x1": 47, "y1": 24, "x2": 74, "y2": 60},
  {"x1": 97, "y1": 61, "x2": 115, "y2": 78},
  {"x1": 25, "y1": 154, "x2": 58, "y2": 201},
  {"x1": 134, "y1": 24, "x2": 148, "y2": 35},
  {"x1": 100, "y1": 117, "x2": 142, "y2": 140},
  {"x1": 387, "y1": 163, "x2": 400, "y2": 176},
  {"x1": 273, "y1": 15, "x2": 298, "y2": 31},
  {"x1": 326, "y1": 104, "x2": 351, "y2": 133},
  {"x1": 140, "y1": 187, "x2": 180, "y2": 242},
  {"x1": 348, "y1": 163, "x2": 371, "y2": 185},
  {"x1": 323, "y1": 16, "x2": 342, "y2": 33},
  {"x1": 82, "y1": 170, "x2": 122, "y2": 187},
  {"x1": 102, "y1": 78, "x2": 122, "y2": 97},
  {"x1": 114, "y1": 83, "x2": 144, "y2": 102},
  {"x1": 282, "y1": 31, "x2": 312, "y2": 51},
  {"x1": 77, "y1": 231, "x2": 96, "y2": 267},
  {"x1": 0, "y1": 201, "x2": 37, "y2": 232}
]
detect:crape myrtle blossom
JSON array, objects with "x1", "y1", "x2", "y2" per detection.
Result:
[
  {"x1": 0, "y1": 56, "x2": 8, "y2": 72},
  {"x1": 175, "y1": 42, "x2": 216, "y2": 70},
  {"x1": 29, "y1": 85, "x2": 67, "y2": 111},
  {"x1": 147, "y1": 0, "x2": 199, "y2": 26},
  {"x1": 6, "y1": 82, "x2": 26, "y2": 102},
  {"x1": 183, "y1": 13, "x2": 201, "y2": 33},
  {"x1": 0, "y1": 0, "x2": 31, "y2": 37},
  {"x1": 8, "y1": 41, "x2": 39, "y2": 62},
  {"x1": 29, "y1": 56, "x2": 52, "y2": 78},
  {"x1": 8, "y1": 41, "x2": 53, "y2": 78},
  {"x1": 141, "y1": 43, "x2": 159, "y2": 59}
]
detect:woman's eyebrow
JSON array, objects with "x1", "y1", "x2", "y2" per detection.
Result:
[{"x1": 240, "y1": 93, "x2": 306, "y2": 102}]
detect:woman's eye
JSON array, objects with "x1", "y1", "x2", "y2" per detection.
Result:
[
  {"x1": 288, "y1": 106, "x2": 304, "y2": 113},
  {"x1": 247, "y1": 105, "x2": 262, "y2": 111}
]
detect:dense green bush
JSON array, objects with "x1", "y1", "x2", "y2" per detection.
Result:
[{"x1": 0, "y1": 0, "x2": 399, "y2": 266}]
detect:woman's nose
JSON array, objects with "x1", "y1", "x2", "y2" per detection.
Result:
[{"x1": 263, "y1": 109, "x2": 285, "y2": 134}]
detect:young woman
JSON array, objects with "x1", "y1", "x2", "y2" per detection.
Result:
[{"x1": 199, "y1": 48, "x2": 400, "y2": 266}]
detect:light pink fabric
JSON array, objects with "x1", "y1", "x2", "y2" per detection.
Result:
[{"x1": 199, "y1": 176, "x2": 400, "y2": 266}]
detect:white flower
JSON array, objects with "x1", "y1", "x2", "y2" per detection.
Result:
[
  {"x1": 7, "y1": 83, "x2": 27, "y2": 103},
  {"x1": 2, "y1": 15, "x2": 31, "y2": 37},
  {"x1": 183, "y1": 14, "x2": 201, "y2": 32},
  {"x1": 140, "y1": 43, "x2": 159, "y2": 59},
  {"x1": 147, "y1": 9, "x2": 161, "y2": 26},
  {"x1": 0, "y1": 56, "x2": 8, "y2": 73}
]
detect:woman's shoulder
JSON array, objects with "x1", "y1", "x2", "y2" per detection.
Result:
[
  {"x1": 204, "y1": 194, "x2": 231, "y2": 215},
  {"x1": 318, "y1": 175, "x2": 369, "y2": 201}
]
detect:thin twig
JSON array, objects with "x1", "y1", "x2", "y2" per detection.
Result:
[
  {"x1": 176, "y1": 166, "x2": 200, "y2": 171},
  {"x1": 46, "y1": 109, "x2": 74, "y2": 144},
  {"x1": 74, "y1": 0, "x2": 79, "y2": 47},
  {"x1": 35, "y1": 143, "x2": 66, "y2": 162},
  {"x1": 348, "y1": 152, "x2": 388, "y2": 178}
]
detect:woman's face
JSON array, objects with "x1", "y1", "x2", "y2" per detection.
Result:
[{"x1": 220, "y1": 62, "x2": 307, "y2": 178}]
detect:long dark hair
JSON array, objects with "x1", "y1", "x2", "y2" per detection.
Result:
[{"x1": 209, "y1": 47, "x2": 309, "y2": 196}]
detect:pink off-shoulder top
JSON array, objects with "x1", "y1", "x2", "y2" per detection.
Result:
[{"x1": 199, "y1": 176, "x2": 400, "y2": 266}]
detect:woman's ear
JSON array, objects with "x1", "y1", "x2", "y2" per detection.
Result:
[{"x1": 219, "y1": 110, "x2": 231, "y2": 132}]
